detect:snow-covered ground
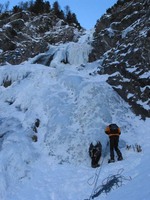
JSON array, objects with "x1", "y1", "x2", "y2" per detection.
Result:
[{"x1": 0, "y1": 30, "x2": 150, "y2": 200}]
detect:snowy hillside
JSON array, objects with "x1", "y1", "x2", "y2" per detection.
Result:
[{"x1": 0, "y1": 30, "x2": 150, "y2": 200}]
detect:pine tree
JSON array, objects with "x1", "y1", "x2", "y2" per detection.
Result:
[
  {"x1": 66, "y1": 10, "x2": 73, "y2": 24},
  {"x1": 52, "y1": 1, "x2": 65, "y2": 19},
  {"x1": 65, "y1": 5, "x2": 81, "y2": 28},
  {"x1": 65, "y1": 6, "x2": 73, "y2": 24},
  {"x1": 71, "y1": 13, "x2": 81, "y2": 28},
  {"x1": 43, "y1": 1, "x2": 51, "y2": 13},
  {"x1": 13, "y1": 5, "x2": 22, "y2": 13},
  {"x1": 31, "y1": 0, "x2": 45, "y2": 14},
  {"x1": 52, "y1": 1, "x2": 60, "y2": 16}
]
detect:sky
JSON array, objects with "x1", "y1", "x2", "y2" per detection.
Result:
[
  {"x1": 2, "y1": 0, "x2": 118, "y2": 29},
  {"x1": 0, "y1": 28, "x2": 150, "y2": 200}
]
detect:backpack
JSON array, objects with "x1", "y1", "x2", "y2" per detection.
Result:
[
  {"x1": 89, "y1": 142, "x2": 102, "y2": 158},
  {"x1": 109, "y1": 124, "x2": 119, "y2": 133}
]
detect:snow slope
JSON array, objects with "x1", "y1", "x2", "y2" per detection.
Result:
[{"x1": 0, "y1": 30, "x2": 150, "y2": 200}]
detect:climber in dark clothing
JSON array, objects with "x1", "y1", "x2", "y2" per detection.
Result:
[
  {"x1": 89, "y1": 141, "x2": 102, "y2": 168},
  {"x1": 105, "y1": 124, "x2": 123, "y2": 163}
]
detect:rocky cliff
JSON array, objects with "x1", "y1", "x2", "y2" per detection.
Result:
[
  {"x1": 0, "y1": 11, "x2": 83, "y2": 65},
  {"x1": 0, "y1": 0, "x2": 149, "y2": 119},
  {"x1": 89, "y1": 0, "x2": 150, "y2": 118}
]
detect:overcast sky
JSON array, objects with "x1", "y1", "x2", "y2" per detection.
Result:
[{"x1": 2, "y1": 0, "x2": 118, "y2": 29}]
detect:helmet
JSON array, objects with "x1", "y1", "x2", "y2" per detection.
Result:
[{"x1": 92, "y1": 140, "x2": 97, "y2": 146}]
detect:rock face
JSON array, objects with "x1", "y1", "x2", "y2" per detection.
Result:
[
  {"x1": 0, "y1": 11, "x2": 83, "y2": 65},
  {"x1": 89, "y1": 0, "x2": 150, "y2": 119},
  {"x1": 0, "y1": 0, "x2": 149, "y2": 119}
]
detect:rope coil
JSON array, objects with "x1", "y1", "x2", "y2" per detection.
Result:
[
  {"x1": 85, "y1": 168, "x2": 131, "y2": 200},
  {"x1": 85, "y1": 141, "x2": 131, "y2": 200},
  {"x1": 91, "y1": 168, "x2": 131, "y2": 199}
]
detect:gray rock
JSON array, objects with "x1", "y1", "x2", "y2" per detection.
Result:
[{"x1": 90, "y1": 0, "x2": 150, "y2": 118}]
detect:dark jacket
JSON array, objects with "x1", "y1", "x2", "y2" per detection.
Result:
[{"x1": 89, "y1": 142, "x2": 102, "y2": 159}]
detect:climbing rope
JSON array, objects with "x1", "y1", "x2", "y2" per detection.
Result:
[
  {"x1": 85, "y1": 168, "x2": 131, "y2": 200},
  {"x1": 85, "y1": 141, "x2": 132, "y2": 200},
  {"x1": 91, "y1": 168, "x2": 131, "y2": 199},
  {"x1": 85, "y1": 141, "x2": 109, "y2": 200}
]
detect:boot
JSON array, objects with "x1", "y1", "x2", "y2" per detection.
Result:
[
  {"x1": 92, "y1": 163, "x2": 100, "y2": 168},
  {"x1": 108, "y1": 159, "x2": 115, "y2": 163},
  {"x1": 118, "y1": 156, "x2": 123, "y2": 161}
]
